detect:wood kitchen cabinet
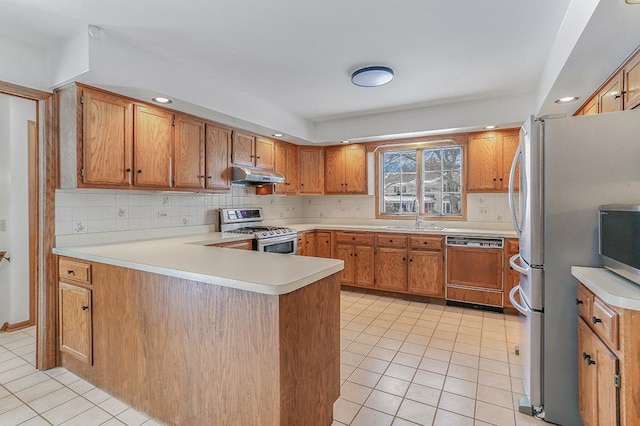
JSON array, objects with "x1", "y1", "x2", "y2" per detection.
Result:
[
  {"x1": 577, "y1": 96, "x2": 598, "y2": 116},
  {"x1": 335, "y1": 232, "x2": 374, "y2": 287},
  {"x1": 374, "y1": 234, "x2": 408, "y2": 292},
  {"x1": 274, "y1": 140, "x2": 298, "y2": 194},
  {"x1": 324, "y1": 144, "x2": 367, "y2": 194},
  {"x1": 80, "y1": 88, "x2": 134, "y2": 187},
  {"x1": 301, "y1": 231, "x2": 332, "y2": 258},
  {"x1": 231, "y1": 132, "x2": 274, "y2": 170},
  {"x1": 173, "y1": 114, "x2": 205, "y2": 189},
  {"x1": 133, "y1": 105, "x2": 173, "y2": 188},
  {"x1": 58, "y1": 258, "x2": 93, "y2": 365},
  {"x1": 598, "y1": 71, "x2": 624, "y2": 114},
  {"x1": 408, "y1": 236, "x2": 444, "y2": 297},
  {"x1": 298, "y1": 146, "x2": 324, "y2": 195},
  {"x1": 623, "y1": 51, "x2": 640, "y2": 110},
  {"x1": 205, "y1": 123, "x2": 232, "y2": 191},
  {"x1": 467, "y1": 129, "x2": 519, "y2": 192},
  {"x1": 503, "y1": 238, "x2": 520, "y2": 310}
]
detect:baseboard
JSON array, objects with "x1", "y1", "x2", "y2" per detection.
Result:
[{"x1": 0, "y1": 320, "x2": 32, "y2": 332}]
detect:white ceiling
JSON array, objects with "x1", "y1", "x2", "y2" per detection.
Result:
[{"x1": 1, "y1": 0, "x2": 639, "y2": 143}]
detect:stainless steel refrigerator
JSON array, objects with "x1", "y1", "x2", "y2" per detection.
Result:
[{"x1": 507, "y1": 110, "x2": 640, "y2": 425}]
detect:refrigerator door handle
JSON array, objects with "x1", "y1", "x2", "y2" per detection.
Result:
[
  {"x1": 509, "y1": 285, "x2": 529, "y2": 316},
  {"x1": 510, "y1": 253, "x2": 530, "y2": 276},
  {"x1": 508, "y1": 145, "x2": 525, "y2": 237}
]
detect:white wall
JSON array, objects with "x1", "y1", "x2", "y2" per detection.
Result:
[
  {"x1": 0, "y1": 95, "x2": 36, "y2": 325},
  {"x1": 0, "y1": 36, "x2": 48, "y2": 91}
]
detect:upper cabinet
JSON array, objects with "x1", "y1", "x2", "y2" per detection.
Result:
[
  {"x1": 324, "y1": 144, "x2": 367, "y2": 194},
  {"x1": 58, "y1": 83, "x2": 232, "y2": 192},
  {"x1": 81, "y1": 89, "x2": 133, "y2": 187},
  {"x1": 467, "y1": 129, "x2": 519, "y2": 192},
  {"x1": 298, "y1": 146, "x2": 324, "y2": 195},
  {"x1": 231, "y1": 132, "x2": 274, "y2": 170},
  {"x1": 274, "y1": 140, "x2": 298, "y2": 195},
  {"x1": 575, "y1": 47, "x2": 640, "y2": 116}
]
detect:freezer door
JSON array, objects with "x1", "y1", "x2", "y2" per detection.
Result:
[
  {"x1": 509, "y1": 286, "x2": 543, "y2": 411},
  {"x1": 509, "y1": 254, "x2": 543, "y2": 310},
  {"x1": 519, "y1": 116, "x2": 543, "y2": 267}
]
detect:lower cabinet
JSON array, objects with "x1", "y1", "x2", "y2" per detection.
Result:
[
  {"x1": 408, "y1": 251, "x2": 443, "y2": 297},
  {"x1": 210, "y1": 240, "x2": 252, "y2": 250},
  {"x1": 299, "y1": 231, "x2": 332, "y2": 258},
  {"x1": 374, "y1": 247, "x2": 407, "y2": 292},
  {"x1": 59, "y1": 282, "x2": 92, "y2": 364},
  {"x1": 503, "y1": 238, "x2": 520, "y2": 309}
]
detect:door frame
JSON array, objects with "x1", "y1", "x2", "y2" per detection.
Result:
[{"x1": 0, "y1": 81, "x2": 58, "y2": 369}]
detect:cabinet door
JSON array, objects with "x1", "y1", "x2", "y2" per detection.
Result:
[
  {"x1": 578, "y1": 319, "x2": 598, "y2": 426},
  {"x1": 82, "y1": 89, "x2": 133, "y2": 186},
  {"x1": 305, "y1": 232, "x2": 317, "y2": 257},
  {"x1": 336, "y1": 244, "x2": 354, "y2": 285},
  {"x1": 624, "y1": 52, "x2": 640, "y2": 110},
  {"x1": 354, "y1": 245, "x2": 374, "y2": 287},
  {"x1": 467, "y1": 132, "x2": 501, "y2": 191},
  {"x1": 255, "y1": 137, "x2": 274, "y2": 170},
  {"x1": 408, "y1": 250, "x2": 443, "y2": 297},
  {"x1": 274, "y1": 142, "x2": 288, "y2": 194},
  {"x1": 375, "y1": 247, "x2": 407, "y2": 292},
  {"x1": 232, "y1": 131, "x2": 255, "y2": 167},
  {"x1": 296, "y1": 233, "x2": 306, "y2": 256},
  {"x1": 298, "y1": 147, "x2": 324, "y2": 194},
  {"x1": 205, "y1": 124, "x2": 232, "y2": 190},
  {"x1": 173, "y1": 114, "x2": 205, "y2": 189},
  {"x1": 599, "y1": 72, "x2": 624, "y2": 114},
  {"x1": 446, "y1": 246, "x2": 503, "y2": 290},
  {"x1": 593, "y1": 335, "x2": 619, "y2": 426},
  {"x1": 315, "y1": 232, "x2": 332, "y2": 258},
  {"x1": 285, "y1": 144, "x2": 298, "y2": 194},
  {"x1": 581, "y1": 97, "x2": 598, "y2": 116},
  {"x1": 500, "y1": 131, "x2": 519, "y2": 191},
  {"x1": 345, "y1": 144, "x2": 367, "y2": 194},
  {"x1": 59, "y1": 282, "x2": 92, "y2": 364},
  {"x1": 134, "y1": 105, "x2": 173, "y2": 187},
  {"x1": 324, "y1": 147, "x2": 345, "y2": 193}
]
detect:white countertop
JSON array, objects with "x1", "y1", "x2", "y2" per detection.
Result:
[
  {"x1": 53, "y1": 232, "x2": 344, "y2": 296},
  {"x1": 571, "y1": 266, "x2": 640, "y2": 311}
]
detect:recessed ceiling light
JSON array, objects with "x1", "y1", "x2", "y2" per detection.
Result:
[
  {"x1": 351, "y1": 66, "x2": 394, "y2": 87},
  {"x1": 555, "y1": 96, "x2": 579, "y2": 104},
  {"x1": 152, "y1": 97, "x2": 173, "y2": 104},
  {"x1": 341, "y1": 140, "x2": 350, "y2": 144},
  {"x1": 626, "y1": 0, "x2": 640, "y2": 4},
  {"x1": 272, "y1": 133, "x2": 284, "y2": 137},
  {"x1": 484, "y1": 125, "x2": 496, "y2": 130}
]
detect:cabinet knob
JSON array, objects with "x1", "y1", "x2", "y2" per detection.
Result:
[
  {"x1": 82, "y1": 305, "x2": 89, "y2": 311},
  {"x1": 493, "y1": 178, "x2": 497, "y2": 181},
  {"x1": 125, "y1": 168, "x2": 131, "y2": 173},
  {"x1": 592, "y1": 316, "x2": 602, "y2": 324},
  {"x1": 576, "y1": 299, "x2": 583, "y2": 305},
  {"x1": 207, "y1": 176, "x2": 212, "y2": 179},
  {"x1": 137, "y1": 169, "x2": 143, "y2": 174},
  {"x1": 402, "y1": 257, "x2": 406, "y2": 261},
  {"x1": 409, "y1": 258, "x2": 413, "y2": 262},
  {"x1": 67, "y1": 269, "x2": 75, "y2": 275}
]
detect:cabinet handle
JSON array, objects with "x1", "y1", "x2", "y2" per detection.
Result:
[
  {"x1": 583, "y1": 353, "x2": 596, "y2": 365},
  {"x1": 499, "y1": 178, "x2": 503, "y2": 181},
  {"x1": 137, "y1": 169, "x2": 143, "y2": 174},
  {"x1": 207, "y1": 176, "x2": 212, "y2": 179},
  {"x1": 67, "y1": 269, "x2": 75, "y2": 275},
  {"x1": 614, "y1": 91, "x2": 626, "y2": 99},
  {"x1": 402, "y1": 257, "x2": 406, "y2": 261},
  {"x1": 576, "y1": 299, "x2": 583, "y2": 305},
  {"x1": 125, "y1": 168, "x2": 131, "y2": 173},
  {"x1": 592, "y1": 316, "x2": 602, "y2": 324},
  {"x1": 256, "y1": 156, "x2": 260, "y2": 159},
  {"x1": 493, "y1": 178, "x2": 497, "y2": 181},
  {"x1": 82, "y1": 305, "x2": 89, "y2": 311},
  {"x1": 409, "y1": 258, "x2": 413, "y2": 262}
]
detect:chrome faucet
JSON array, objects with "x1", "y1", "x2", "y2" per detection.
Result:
[{"x1": 413, "y1": 199, "x2": 424, "y2": 228}]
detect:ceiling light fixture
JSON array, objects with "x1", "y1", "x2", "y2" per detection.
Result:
[
  {"x1": 484, "y1": 125, "x2": 496, "y2": 130},
  {"x1": 152, "y1": 97, "x2": 173, "y2": 104},
  {"x1": 272, "y1": 133, "x2": 284, "y2": 137},
  {"x1": 626, "y1": 0, "x2": 640, "y2": 4},
  {"x1": 351, "y1": 66, "x2": 394, "y2": 87},
  {"x1": 555, "y1": 96, "x2": 579, "y2": 104},
  {"x1": 341, "y1": 140, "x2": 350, "y2": 144}
]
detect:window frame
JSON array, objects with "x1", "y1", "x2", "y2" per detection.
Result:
[{"x1": 374, "y1": 140, "x2": 467, "y2": 221}]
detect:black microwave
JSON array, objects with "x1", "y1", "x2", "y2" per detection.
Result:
[{"x1": 599, "y1": 204, "x2": 640, "y2": 285}]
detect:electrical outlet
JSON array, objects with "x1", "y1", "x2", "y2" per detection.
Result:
[
  {"x1": 157, "y1": 211, "x2": 169, "y2": 219},
  {"x1": 479, "y1": 207, "x2": 488, "y2": 217},
  {"x1": 0, "y1": 219, "x2": 5, "y2": 232}
]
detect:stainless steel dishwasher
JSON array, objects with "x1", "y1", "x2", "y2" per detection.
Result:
[{"x1": 445, "y1": 236, "x2": 504, "y2": 308}]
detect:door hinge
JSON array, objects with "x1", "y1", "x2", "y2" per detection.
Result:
[
  {"x1": 172, "y1": 119, "x2": 176, "y2": 126},
  {"x1": 614, "y1": 374, "x2": 621, "y2": 388},
  {"x1": 81, "y1": 168, "x2": 85, "y2": 177},
  {"x1": 80, "y1": 95, "x2": 84, "y2": 104}
]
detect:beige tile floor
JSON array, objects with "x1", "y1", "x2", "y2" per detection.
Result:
[{"x1": 0, "y1": 291, "x2": 546, "y2": 425}]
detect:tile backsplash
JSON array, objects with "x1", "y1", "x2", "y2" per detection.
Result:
[{"x1": 55, "y1": 188, "x2": 514, "y2": 236}]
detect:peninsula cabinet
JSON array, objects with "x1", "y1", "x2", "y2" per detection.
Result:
[
  {"x1": 335, "y1": 232, "x2": 374, "y2": 287},
  {"x1": 467, "y1": 129, "x2": 519, "y2": 192},
  {"x1": 324, "y1": 144, "x2": 367, "y2": 194},
  {"x1": 58, "y1": 258, "x2": 93, "y2": 365},
  {"x1": 407, "y1": 236, "x2": 444, "y2": 297},
  {"x1": 274, "y1": 140, "x2": 298, "y2": 195},
  {"x1": 298, "y1": 146, "x2": 324, "y2": 195},
  {"x1": 231, "y1": 132, "x2": 274, "y2": 170}
]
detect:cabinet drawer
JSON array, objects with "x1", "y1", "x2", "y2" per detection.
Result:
[
  {"x1": 505, "y1": 239, "x2": 519, "y2": 255},
  {"x1": 446, "y1": 286, "x2": 502, "y2": 307},
  {"x1": 335, "y1": 232, "x2": 374, "y2": 246},
  {"x1": 409, "y1": 236, "x2": 443, "y2": 250},
  {"x1": 576, "y1": 284, "x2": 593, "y2": 322},
  {"x1": 59, "y1": 258, "x2": 92, "y2": 285},
  {"x1": 591, "y1": 297, "x2": 619, "y2": 350},
  {"x1": 375, "y1": 234, "x2": 408, "y2": 248}
]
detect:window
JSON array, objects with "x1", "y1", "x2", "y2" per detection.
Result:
[{"x1": 378, "y1": 144, "x2": 464, "y2": 218}]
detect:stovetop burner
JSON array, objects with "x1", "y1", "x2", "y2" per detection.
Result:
[{"x1": 219, "y1": 208, "x2": 297, "y2": 239}]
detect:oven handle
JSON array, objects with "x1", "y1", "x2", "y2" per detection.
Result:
[{"x1": 258, "y1": 234, "x2": 298, "y2": 245}]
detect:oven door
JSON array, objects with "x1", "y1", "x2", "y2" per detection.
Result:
[{"x1": 256, "y1": 235, "x2": 298, "y2": 254}]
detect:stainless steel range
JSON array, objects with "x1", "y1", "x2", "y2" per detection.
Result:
[{"x1": 219, "y1": 208, "x2": 298, "y2": 254}]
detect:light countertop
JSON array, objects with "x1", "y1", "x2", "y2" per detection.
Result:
[{"x1": 571, "y1": 266, "x2": 640, "y2": 311}]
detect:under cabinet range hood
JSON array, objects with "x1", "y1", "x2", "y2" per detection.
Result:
[{"x1": 231, "y1": 166, "x2": 285, "y2": 186}]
